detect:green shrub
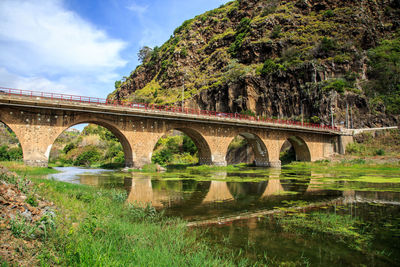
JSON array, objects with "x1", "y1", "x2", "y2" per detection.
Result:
[
  {"x1": 310, "y1": 116, "x2": 321, "y2": 123},
  {"x1": 261, "y1": 59, "x2": 286, "y2": 75},
  {"x1": 63, "y1": 143, "x2": 75, "y2": 154},
  {"x1": 228, "y1": 17, "x2": 251, "y2": 57},
  {"x1": 323, "y1": 9, "x2": 335, "y2": 18},
  {"x1": 174, "y1": 19, "x2": 193, "y2": 35},
  {"x1": 0, "y1": 145, "x2": 23, "y2": 161},
  {"x1": 320, "y1": 37, "x2": 336, "y2": 53},
  {"x1": 270, "y1": 25, "x2": 281, "y2": 39},
  {"x1": 322, "y1": 78, "x2": 352, "y2": 93},
  {"x1": 375, "y1": 148, "x2": 385, "y2": 156},
  {"x1": 366, "y1": 37, "x2": 400, "y2": 114},
  {"x1": 74, "y1": 147, "x2": 101, "y2": 166}
]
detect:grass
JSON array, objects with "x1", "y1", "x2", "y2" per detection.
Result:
[
  {"x1": 0, "y1": 161, "x2": 59, "y2": 176},
  {"x1": 0, "y1": 164, "x2": 237, "y2": 266},
  {"x1": 275, "y1": 211, "x2": 372, "y2": 251},
  {"x1": 286, "y1": 160, "x2": 400, "y2": 172}
]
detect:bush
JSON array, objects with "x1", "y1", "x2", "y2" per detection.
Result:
[
  {"x1": 74, "y1": 147, "x2": 101, "y2": 166},
  {"x1": 375, "y1": 149, "x2": 385, "y2": 156},
  {"x1": 261, "y1": 59, "x2": 286, "y2": 75},
  {"x1": 323, "y1": 10, "x2": 335, "y2": 18},
  {"x1": 228, "y1": 17, "x2": 251, "y2": 57},
  {"x1": 0, "y1": 145, "x2": 23, "y2": 161},
  {"x1": 366, "y1": 37, "x2": 400, "y2": 114},
  {"x1": 270, "y1": 25, "x2": 282, "y2": 39}
]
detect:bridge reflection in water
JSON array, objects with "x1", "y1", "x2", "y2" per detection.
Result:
[
  {"x1": 61, "y1": 167, "x2": 400, "y2": 221},
  {"x1": 81, "y1": 169, "x2": 339, "y2": 220}
]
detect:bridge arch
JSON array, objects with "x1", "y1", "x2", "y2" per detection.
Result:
[
  {"x1": 226, "y1": 132, "x2": 269, "y2": 167},
  {"x1": 154, "y1": 127, "x2": 212, "y2": 165},
  {"x1": 280, "y1": 136, "x2": 311, "y2": 164},
  {"x1": 56, "y1": 119, "x2": 134, "y2": 167},
  {"x1": 0, "y1": 120, "x2": 24, "y2": 161}
]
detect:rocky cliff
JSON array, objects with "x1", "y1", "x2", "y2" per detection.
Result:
[{"x1": 109, "y1": 0, "x2": 400, "y2": 128}]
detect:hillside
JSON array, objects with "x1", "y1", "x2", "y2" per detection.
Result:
[{"x1": 108, "y1": 0, "x2": 400, "y2": 128}]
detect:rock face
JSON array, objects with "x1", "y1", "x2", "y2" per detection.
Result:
[
  {"x1": 226, "y1": 143, "x2": 255, "y2": 165},
  {"x1": 109, "y1": 0, "x2": 400, "y2": 128}
]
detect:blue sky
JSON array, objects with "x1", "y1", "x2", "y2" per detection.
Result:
[{"x1": 0, "y1": 0, "x2": 229, "y2": 99}]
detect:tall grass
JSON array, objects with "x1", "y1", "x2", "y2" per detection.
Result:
[
  {"x1": 0, "y1": 161, "x2": 59, "y2": 176},
  {"x1": 31, "y1": 177, "x2": 235, "y2": 266}
]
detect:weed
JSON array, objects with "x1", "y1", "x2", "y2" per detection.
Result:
[
  {"x1": 26, "y1": 193, "x2": 38, "y2": 207},
  {"x1": 110, "y1": 188, "x2": 127, "y2": 202},
  {"x1": 10, "y1": 215, "x2": 37, "y2": 239}
]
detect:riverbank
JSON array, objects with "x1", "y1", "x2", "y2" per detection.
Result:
[{"x1": 0, "y1": 163, "x2": 237, "y2": 266}]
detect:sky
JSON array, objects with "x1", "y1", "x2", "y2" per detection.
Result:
[{"x1": 0, "y1": 0, "x2": 230, "y2": 99}]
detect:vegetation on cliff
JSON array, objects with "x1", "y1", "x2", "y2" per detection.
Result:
[{"x1": 109, "y1": 0, "x2": 400, "y2": 128}]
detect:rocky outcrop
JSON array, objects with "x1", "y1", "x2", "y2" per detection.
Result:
[{"x1": 109, "y1": 0, "x2": 400, "y2": 128}]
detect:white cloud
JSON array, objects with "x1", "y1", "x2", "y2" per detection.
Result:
[
  {"x1": 0, "y1": 0, "x2": 127, "y2": 96},
  {"x1": 127, "y1": 2, "x2": 148, "y2": 17}
]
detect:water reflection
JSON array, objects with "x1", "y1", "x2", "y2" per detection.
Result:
[
  {"x1": 49, "y1": 167, "x2": 346, "y2": 221},
  {"x1": 49, "y1": 166, "x2": 400, "y2": 266}
]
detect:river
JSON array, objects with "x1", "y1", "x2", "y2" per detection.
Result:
[{"x1": 49, "y1": 165, "x2": 400, "y2": 266}]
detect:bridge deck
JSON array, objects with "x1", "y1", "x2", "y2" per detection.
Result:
[{"x1": 0, "y1": 88, "x2": 341, "y2": 135}]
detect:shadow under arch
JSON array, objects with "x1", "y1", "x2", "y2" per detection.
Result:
[
  {"x1": 171, "y1": 127, "x2": 212, "y2": 165},
  {"x1": 279, "y1": 169, "x2": 311, "y2": 194},
  {"x1": 282, "y1": 136, "x2": 311, "y2": 162},
  {"x1": 56, "y1": 119, "x2": 134, "y2": 167},
  {"x1": 151, "y1": 179, "x2": 212, "y2": 209},
  {"x1": 0, "y1": 120, "x2": 24, "y2": 160},
  {"x1": 227, "y1": 132, "x2": 269, "y2": 167},
  {"x1": 227, "y1": 181, "x2": 269, "y2": 202}
]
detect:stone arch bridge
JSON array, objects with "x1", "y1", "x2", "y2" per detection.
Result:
[{"x1": 0, "y1": 89, "x2": 348, "y2": 168}]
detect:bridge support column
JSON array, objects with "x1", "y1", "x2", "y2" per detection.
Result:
[
  {"x1": 125, "y1": 131, "x2": 163, "y2": 169},
  {"x1": 11, "y1": 124, "x2": 60, "y2": 167},
  {"x1": 206, "y1": 136, "x2": 232, "y2": 167}
]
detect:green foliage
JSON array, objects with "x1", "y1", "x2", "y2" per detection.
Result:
[
  {"x1": 240, "y1": 109, "x2": 255, "y2": 116},
  {"x1": 180, "y1": 47, "x2": 188, "y2": 57},
  {"x1": 28, "y1": 176, "x2": 231, "y2": 266},
  {"x1": 152, "y1": 134, "x2": 198, "y2": 166},
  {"x1": 137, "y1": 46, "x2": 153, "y2": 63},
  {"x1": 270, "y1": 25, "x2": 282, "y2": 39},
  {"x1": 110, "y1": 188, "x2": 128, "y2": 203},
  {"x1": 26, "y1": 193, "x2": 38, "y2": 207},
  {"x1": 63, "y1": 143, "x2": 75, "y2": 154},
  {"x1": 74, "y1": 147, "x2": 101, "y2": 167},
  {"x1": 127, "y1": 203, "x2": 164, "y2": 222},
  {"x1": 222, "y1": 60, "x2": 251, "y2": 83},
  {"x1": 319, "y1": 37, "x2": 337, "y2": 54},
  {"x1": 10, "y1": 211, "x2": 55, "y2": 241},
  {"x1": 174, "y1": 19, "x2": 193, "y2": 35},
  {"x1": 375, "y1": 148, "x2": 385, "y2": 156},
  {"x1": 114, "y1": 80, "x2": 122, "y2": 89},
  {"x1": 276, "y1": 211, "x2": 372, "y2": 251},
  {"x1": 310, "y1": 116, "x2": 321, "y2": 123},
  {"x1": 228, "y1": 17, "x2": 251, "y2": 57},
  {"x1": 0, "y1": 145, "x2": 22, "y2": 161},
  {"x1": 322, "y1": 78, "x2": 352, "y2": 93},
  {"x1": 366, "y1": 37, "x2": 400, "y2": 114},
  {"x1": 260, "y1": 59, "x2": 286, "y2": 75},
  {"x1": 261, "y1": 1, "x2": 279, "y2": 17},
  {"x1": 323, "y1": 9, "x2": 335, "y2": 18}
]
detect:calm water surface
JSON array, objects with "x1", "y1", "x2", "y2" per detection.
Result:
[{"x1": 49, "y1": 166, "x2": 400, "y2": 266}]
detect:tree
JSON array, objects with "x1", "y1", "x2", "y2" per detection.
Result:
[{"x1": 137, "y1": 46, "x2": 153, "y2": 63}]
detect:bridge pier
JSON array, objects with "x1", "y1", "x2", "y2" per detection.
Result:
[{"x1": 268, "y1": 161, "x2": 281, "y2": 168}]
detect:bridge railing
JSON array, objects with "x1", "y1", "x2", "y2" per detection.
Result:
[{"x1": 0, "y1": 87, "x2": 340, "y2": 132}]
